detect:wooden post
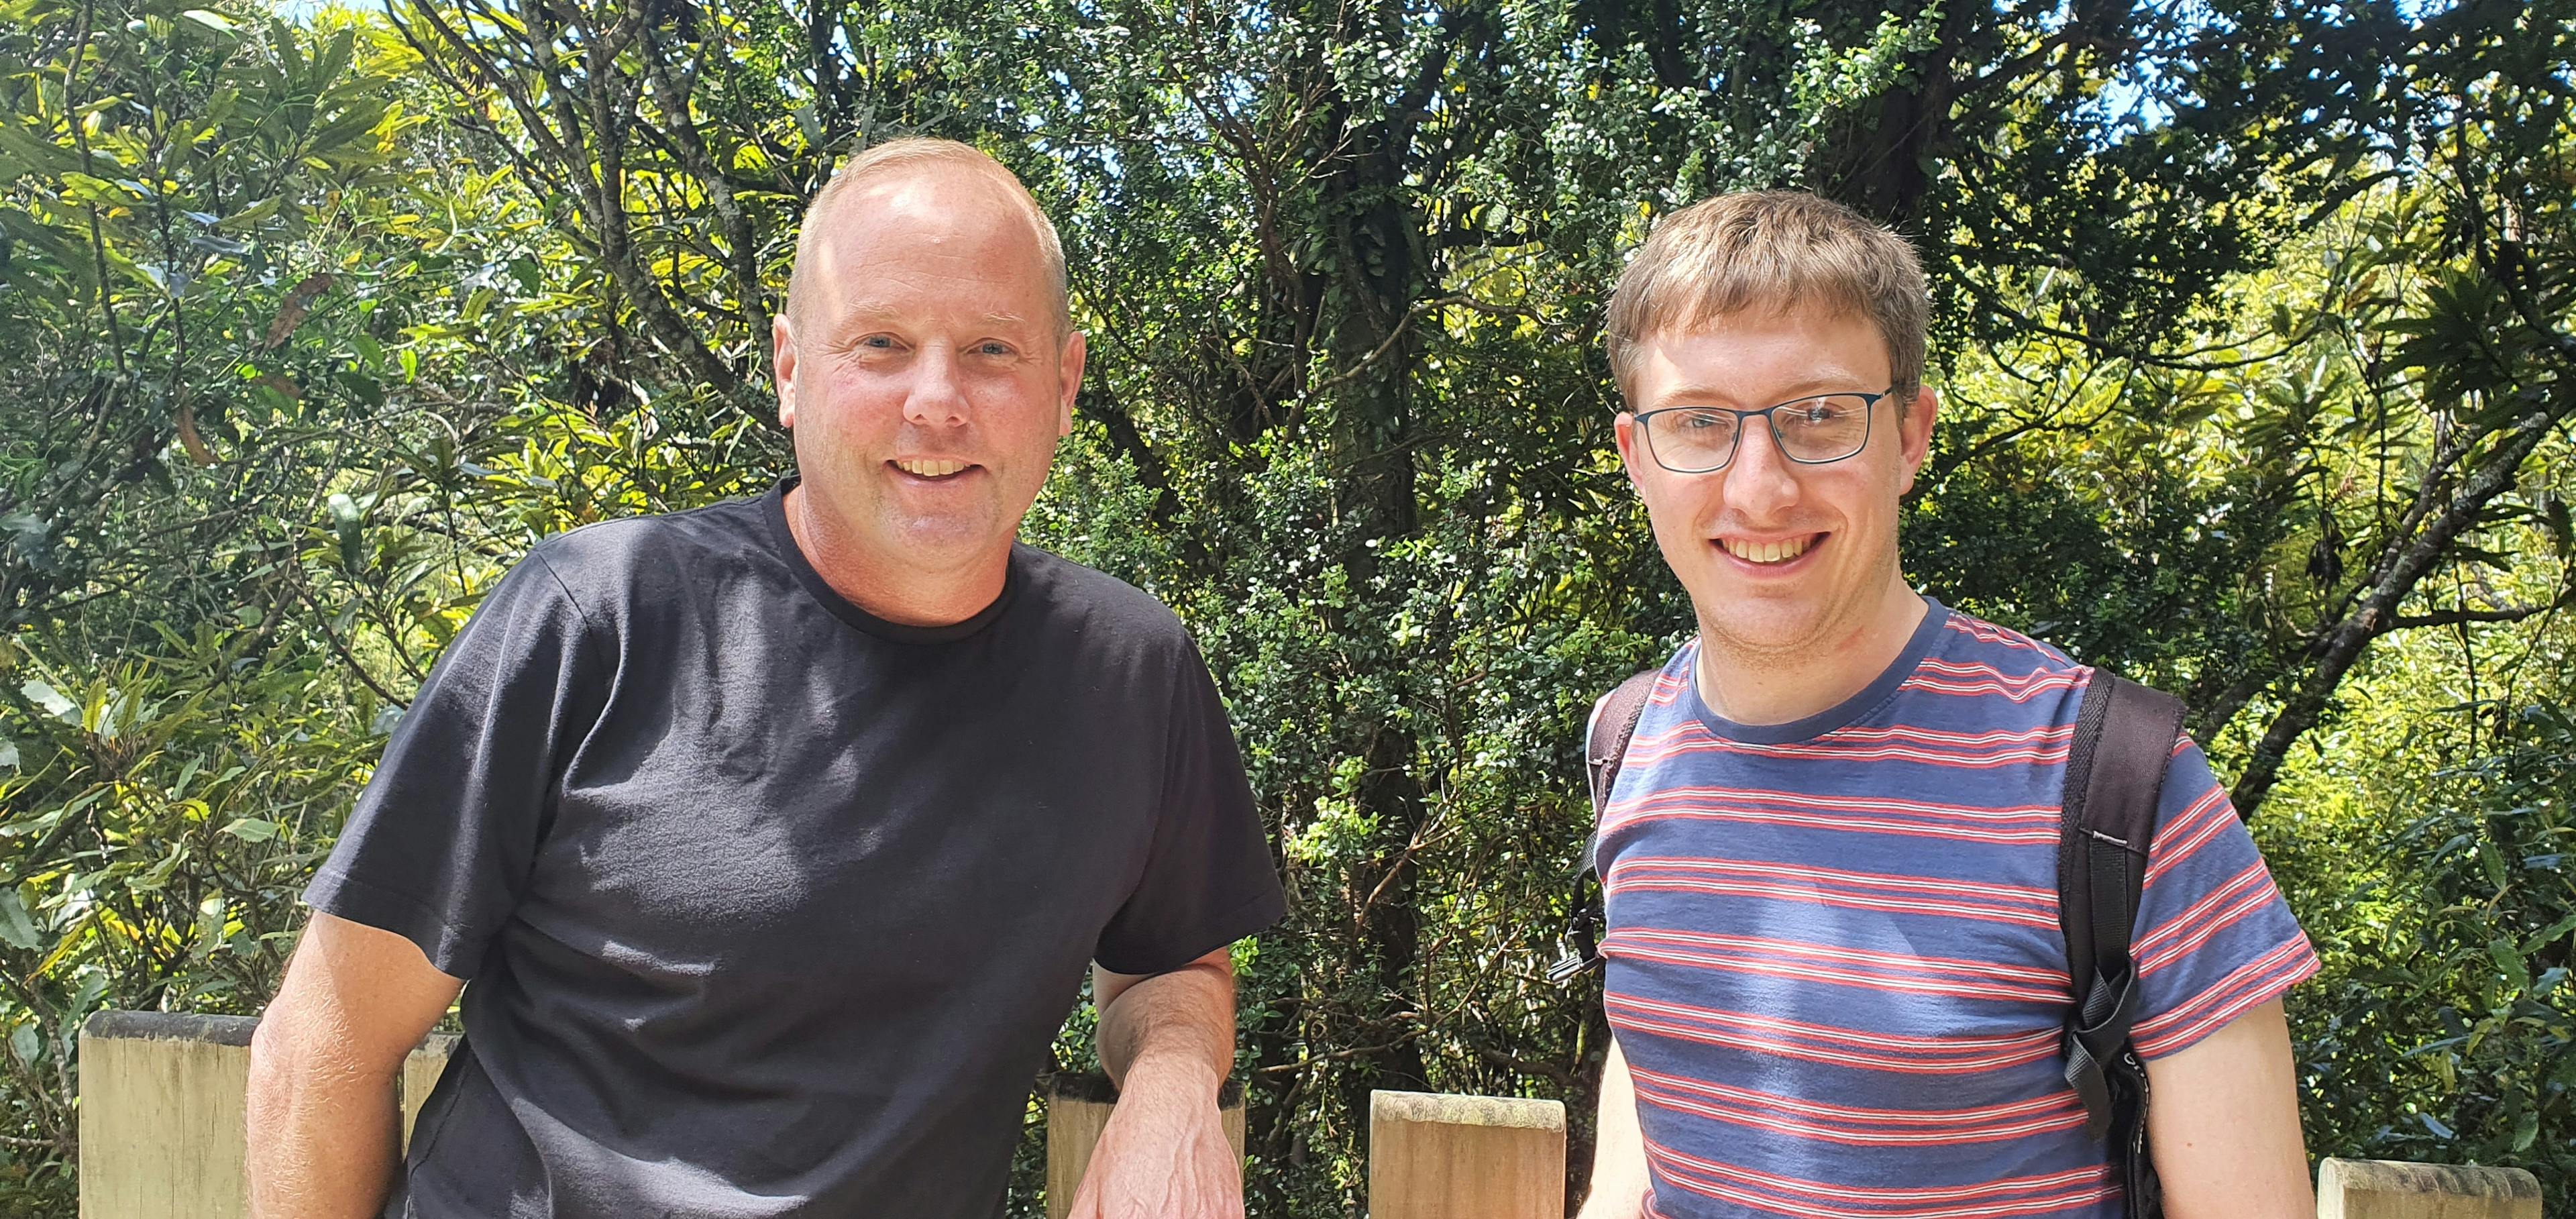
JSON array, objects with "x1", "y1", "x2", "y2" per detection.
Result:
[
  {"x1": 400, "y1": 1033, "x2": 460, "y2": 1153},
  {"x1": 1366, "y1": 1090, "x2": 1566, "y2": 1219},
  {"x1": 1044, "y1": 1073, "x2": 1245, "y2": 1219},
  {"x1": 79, "y1": 1012, "x2": 258, "y2": 1219},
  {"x1": 2317, "y1": 1158, "x2": 2542, "y2": 1219},
  {"x1": 78, "y1": 1012, "x2": 455, "y2": 1218}
]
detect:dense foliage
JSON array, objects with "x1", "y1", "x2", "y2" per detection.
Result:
[{"x1": 3, "y1": 0, "x2": 2573, "y2": 1212}]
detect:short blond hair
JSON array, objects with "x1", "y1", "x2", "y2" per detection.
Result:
[
  {"x1": 1605, "y1": 191, "x2": 1927, "y2": 402},
  {"x1": 785, "y1": 138, "x2": 1069, "y2": 332}
]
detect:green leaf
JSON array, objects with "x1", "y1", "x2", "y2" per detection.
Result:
[
  {"x1": 19, "y1": 680, "x2": 76, "y2": 723},
  {"x1": 178, "y1": 9, "x2": 236, "y2": 34},
  {"x1": 2488, "y1": 937, "x2": 2529, "y2": 992},
  {"x1": 0, "y1": 739, "x2": 15, "y2": 770},
  {"x1": 0, "y1": 890, "x2": 42, "y2": 952},
  {"x1": 2479, "y1": 841, "x2": 2509, "y2": 893},
  {"x1": 220, "y1": 818, "x2": 278, "y2": 843},
  {"x1": 2525, "y1": 913, "x2": 2576, "y2": 955},
  {"x1": 7, "y1": 1023, "x2": 36, "y2": 1068},
  {"x1": 328, "y1": 493, "x2": 363, "y2": 572}
]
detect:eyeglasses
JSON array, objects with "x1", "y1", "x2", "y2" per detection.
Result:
[{"x1": 1633, "y1": 388, "x2": 1894, "y2": 474}]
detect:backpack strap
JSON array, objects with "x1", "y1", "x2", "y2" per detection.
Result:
[
  {"x1": 1587, "y1": 670, "x2": 1662, "y2": 821},
  {"x1": 1548, "y1": 669, "x2": 1660, "y2": 985},
  {"x1": 2058, "y1": 669, "x2": 2186, "y2": 1214}
]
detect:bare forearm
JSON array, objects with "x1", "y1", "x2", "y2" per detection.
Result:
[
  {"x1": 1075, "y1": 955, "x2": 1244, "y2": 1218},
  {"x1": 1579, "y1": 1037, "x2": 1652, "y2": 1219},
  {"x1": 246, "y1": 1018, "x2": 404, "y2": 1218},
  {"x1": 1097, "y1": 960, "x2": 1233, "y2": 1098},
  {"x1": 248, "y1": 914, "x2": 460, "y2": 1219}
]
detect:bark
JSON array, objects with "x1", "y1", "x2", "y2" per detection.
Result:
[
  {"x1": 407, "y1": 0, "x2": 755, "y2": 416},
  {"x1": 639, "y1": 25, "x2": 775, "y2": 371},
  {"x1": 2232, "y1": 395, "x2": 2575, "y2": 815}
]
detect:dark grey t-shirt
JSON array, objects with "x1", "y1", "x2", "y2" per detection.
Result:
[{"x1": 306, "y1": 480, "x2": 1285, "y2": 1218}]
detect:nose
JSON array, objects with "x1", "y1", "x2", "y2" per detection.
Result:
[
  {"x1": 1722, "y1": 414, "x2": 1802, "y2": 517},
  {"x1": 902, "y1": 345, "x2": 971, "y2": 428}
]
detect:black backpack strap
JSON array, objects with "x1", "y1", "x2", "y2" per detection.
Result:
[
  {"x1": 1548, "y1": 669, "x2": 1659, "y2": 985},
  {"x1": 2057, "y1": 670, "x2": 2186, "y2": 1215},
  {"x1": 1587, "y1": 670, "x2": 1662, "y2": 821}
]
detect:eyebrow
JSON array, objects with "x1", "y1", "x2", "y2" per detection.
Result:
[
  {"x1": 837, "y1": 301, "x2": 1034, "y2": 330},
  {"x1": 1650, "y1": 374, "x2": 1876, "y2": 407}
]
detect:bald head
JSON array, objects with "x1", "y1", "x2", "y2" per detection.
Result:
[{"x1": 785, "y1": 138, "x2": 1069, "y2": 335}]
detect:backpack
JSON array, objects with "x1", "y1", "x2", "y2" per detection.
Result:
[{"x1": 1553, "y1": 666, "x2": 2186, "y2": 1218}]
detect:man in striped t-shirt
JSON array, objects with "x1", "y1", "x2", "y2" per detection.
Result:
[{"x1": 1578, "y1": 193, "x2": 2316, "y2": 1219}]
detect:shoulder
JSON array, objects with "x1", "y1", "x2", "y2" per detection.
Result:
[
  {"x1": 1930, "y1": 608, "x2": 2082, "y2": 674},
  {"x1": 519, "y1": 494, "x2": 772, "y2": 611},
  {"x1": 1012, "y1": 543, "x2": 1199, "y2": 663},
  {"x1": 1892, "y1": 605, "x2": 2098, "y2": 732}
]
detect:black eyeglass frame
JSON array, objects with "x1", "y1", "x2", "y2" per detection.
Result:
[{"x1": 1632, "y1": 386, "x2": 1898, "y2": 474}]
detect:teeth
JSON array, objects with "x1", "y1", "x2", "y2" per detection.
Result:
[
  {"x1": 1723, "y1": 535, "x2": 1815, "y2": 564},
  {"x1": 895, "y1": 458, "x2": 968, "y2": 478}
]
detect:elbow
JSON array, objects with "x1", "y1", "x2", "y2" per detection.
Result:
[
  {"x1": 246, "y1": 996, "x2": 313, "y2": 1123},
  {"x1": 246, "y1": 988, "x2": 392, "y2": 1114}
]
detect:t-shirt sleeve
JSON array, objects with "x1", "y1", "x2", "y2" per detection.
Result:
[
  {"x1": 2127, "y1": 735, "x2": 2320, "y2": 1059},
  {"x1": 304, "y1": 548, "x2": 608, "y2": 980},
  {"x1": 1091, "y1": 645, "x2": 1287, "y2": 976}
]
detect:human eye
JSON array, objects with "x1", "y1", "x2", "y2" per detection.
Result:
[
  {"x1": 974, "y1": 340, "x2": 1016, "y2": 357},
  {"x1": 1674, "y1": 409, "x2": 1729, "y2": 431},
  {"x1": 1788, "y1": 399, "x2": 1861, "y2": 427}
]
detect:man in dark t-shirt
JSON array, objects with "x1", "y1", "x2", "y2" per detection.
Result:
[{"x1": 246, "y1": 139, "x2": 1285, "y2": 1219}]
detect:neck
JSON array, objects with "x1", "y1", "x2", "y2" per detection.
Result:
[
  {"x1": 784, "y1": 484, "x2": 1010, "y2": 627},
  {"x1": 1693, "y1": 579, "x2": 1929, "y2": 727}
]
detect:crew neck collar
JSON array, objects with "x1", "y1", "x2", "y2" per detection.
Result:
[
  {"x1": 759, "y1": 476, "x2": 1021, "y2": 644},
  {"x1": 1686, "y1": 598, "x2": 1952, "y2": 745}
]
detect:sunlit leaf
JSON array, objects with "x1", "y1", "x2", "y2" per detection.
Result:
[
  {"x1": 0, "y1": 890, "x2": 40, "y2": 951},
  {"x1": 20, "y1": 680, "x2": 76, "y2": 723}
]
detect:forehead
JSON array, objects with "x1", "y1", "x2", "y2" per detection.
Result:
[
  {"x1": 801, "y1": 169, "x2": 1055, "y2": 324},
  {"x1": 1629, "y1": 308, "x2": 1890, "y2": 406}
]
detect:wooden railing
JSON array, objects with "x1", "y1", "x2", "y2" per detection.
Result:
[{"x1": 77, "y1": 1011, "x2": 2544, "y2": 1218}]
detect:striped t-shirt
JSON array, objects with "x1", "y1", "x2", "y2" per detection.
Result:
[{"x1": 1595, "y1": 602, "x2": 2317, "y2": 1219}]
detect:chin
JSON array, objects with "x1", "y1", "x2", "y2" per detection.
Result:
[
  {"x1": 1703, "y1": 619, "x2": 1825, "y2": 661},
  {"x1": 877, "y1": 513, "x2": 1007, "y2": 566},
  {"x1": 1693, "y1": 591, "x2": 1833, "y2": 657}
]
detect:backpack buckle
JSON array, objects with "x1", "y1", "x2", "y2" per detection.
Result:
[{"x1": 1546, "y1": 937, "x2": 1597, "y2": 985}]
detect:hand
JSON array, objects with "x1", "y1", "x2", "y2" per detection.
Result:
[{"x1": 1067, "y1": 1061, "x2": 1242, "y2": 1219}]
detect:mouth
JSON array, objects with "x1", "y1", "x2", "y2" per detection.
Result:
[
  {"x1": 1717, "y1": 533, "x2": 1824, "y2": 568},
  {"x1": 889, "y1": 458, "x2": 978, "y2": 482}
]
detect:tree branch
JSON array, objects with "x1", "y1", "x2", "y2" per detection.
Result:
[{"x1": 2232, "y1": 393, "x2": 2576, "y2": 815}]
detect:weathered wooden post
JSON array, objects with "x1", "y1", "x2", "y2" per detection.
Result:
[
  {"x1": 79, "y1": 1012, "x2": 259, "y2": 1219},
  {"x1": 78, "y1": 1012, "x2": 455, "y2": 1218},
  {"x1": 400, "y1": 1032, "x2": 459, "y2": 1153},
  {"x1": 1042, "y1": 1073, "x2": 1246, "y2": 1219},
  {"x1": 2316, "y1": 1158, "x2": 2542, "y2": 1219},
  {"x1": 1366, "y1": 1090, "x2": 1566, "y2": 1219}
]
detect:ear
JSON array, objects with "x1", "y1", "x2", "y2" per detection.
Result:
[
  {"x1": 1896, "y1": 385, "x2": 1939, "y2": 495},
  {"x1": 772, "y1": 313, "x2": 800, "y2": 430},
  {"x1": 1614, "y1": 410, "x2": 1647, "y2": 495},
  {"x1": 1057, "y1": 329, "x2": 1087, "y2": 437}
]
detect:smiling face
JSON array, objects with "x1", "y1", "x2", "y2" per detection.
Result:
[
  {"x1": 1615, "y1": 307, "x2": 1937, "y2": 661},
  {"x1": 771, "y1": 164, "x2": 1083, "y2": 594}
]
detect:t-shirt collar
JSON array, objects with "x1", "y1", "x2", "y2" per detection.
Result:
[
  {"x1": 760, "y1": 476, "x2": 1022, "y2": 644},
  {"x1": 1684, "y1": 597, "x2": 1954, "y2": 745}
]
